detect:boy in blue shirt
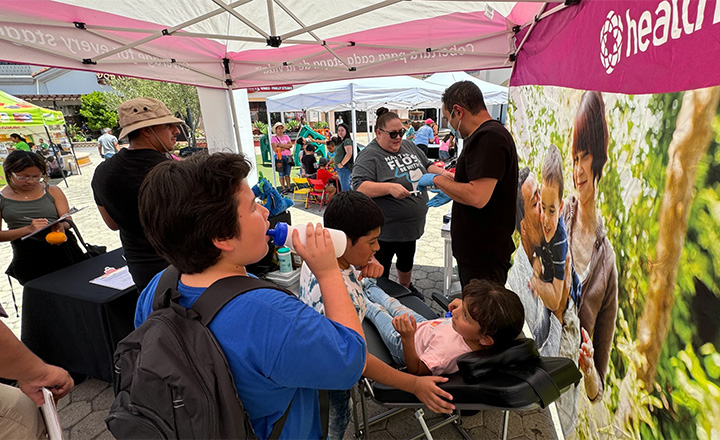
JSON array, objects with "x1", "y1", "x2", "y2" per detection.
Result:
[
  {"x1": 529, "y1": 144, "x2": 581, "y2": 318},
  {"x1": 134, "y1": 152, "x2": 366, "y2": 439}
]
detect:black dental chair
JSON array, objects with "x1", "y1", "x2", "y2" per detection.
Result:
[{"x1": 353, "y1": 279, "x2": 581, "y2": 440}]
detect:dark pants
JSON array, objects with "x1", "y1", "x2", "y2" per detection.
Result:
[
  {"x1": 457, "y1": 260, "x2": 510, "y2": 288},
  {"x1": 375, "y1": 240, "x2": 417, "y2": 277},
  {"x1": 416, "y1": 144, "x2": 428, "y2": 155}
]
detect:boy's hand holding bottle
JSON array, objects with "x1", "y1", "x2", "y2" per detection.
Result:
[{"x1": 291, "y1": 223, "x2": 339, "y2": 280}]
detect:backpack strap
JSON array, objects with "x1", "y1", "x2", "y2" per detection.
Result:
[
  {"x1": 192, "y1": 276, "x2": 295, "y2": 326},
  {"x1": 153, "y1": 266, "x2": 182, "y2": 312},
  {"x1": 269, "y1": 396, "x2": 293, "y2": 440}
]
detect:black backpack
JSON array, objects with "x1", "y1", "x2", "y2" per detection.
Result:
[{"x1": 105, "y1": 266, "x2": 295, "y2": 439}]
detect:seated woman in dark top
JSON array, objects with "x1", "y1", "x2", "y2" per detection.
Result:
[{"x1": 0, "y1": 151, "x2": 85, "y2": 284}]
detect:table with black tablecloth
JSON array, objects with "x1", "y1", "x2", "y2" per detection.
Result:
[{"x1": 21, "y1": 248, "x2": 139, "y2": 382}]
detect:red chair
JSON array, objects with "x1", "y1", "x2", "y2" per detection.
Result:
[{"x1": 306, "y1": 178, "x2": 331, "y2": 211}]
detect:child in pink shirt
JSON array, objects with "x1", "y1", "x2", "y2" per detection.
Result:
[{"x1": 365, "y1": 279, "x2": 524, "y2": 375}]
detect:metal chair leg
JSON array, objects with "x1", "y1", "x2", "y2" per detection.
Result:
[{"x1": 501, "y1": 410, "x2": 510, "y2": 440}]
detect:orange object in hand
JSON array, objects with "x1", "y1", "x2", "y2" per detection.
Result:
[{"x1": 46, "y1": 231, "x2": 67, "y2": 245}]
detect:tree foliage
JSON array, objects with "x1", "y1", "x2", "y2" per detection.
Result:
[
  {"x1": 104, "y1": 76, "x2": 201, "y2": 130},
  {"x1": 78, "y1": 91, "x2": 117, "y2": 131}
]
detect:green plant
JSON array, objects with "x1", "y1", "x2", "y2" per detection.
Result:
[
  {"x1": 285, "y1": 120, "x2": 300, "y2": 131},
  {"x1": 79, "y1": 91, "x2": 117, "y2": 132},
  {"x1": 253, "y1": 121, "x2": 267, "y2": 135},
  {"x1": 312, "y1": 121, "x2": 329, "y2": 130}
]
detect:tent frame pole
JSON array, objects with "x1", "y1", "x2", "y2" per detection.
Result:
[
  {"x1": 266, "y1": 107, "x2": 277, "y2": 188},
  {"x1": 225, "y1": 84, "x2": 244, "y2": 155},
  {"x1": 46, "y1": 125, "x2": 69, "y2": 188}
]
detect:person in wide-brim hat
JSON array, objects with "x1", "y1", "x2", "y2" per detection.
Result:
[{"x1": 118, "y1": 97, "x2": 185, "y2": 152}]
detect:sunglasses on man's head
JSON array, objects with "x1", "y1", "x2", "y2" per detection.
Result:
[{"x1": 379, "y1": 128, "x2": 406, "y2": 139}]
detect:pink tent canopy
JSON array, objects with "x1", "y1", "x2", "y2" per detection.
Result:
[{"x1": 0, "y1": 1, "x2": 547, "y2": 89}]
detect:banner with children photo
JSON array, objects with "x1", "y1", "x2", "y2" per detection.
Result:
[{"x1": 507, "y1": 85, "x2": 720, "y2": 440}]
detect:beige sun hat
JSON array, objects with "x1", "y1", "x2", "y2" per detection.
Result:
[
  {"x1": 272, "y1": 121, "x2": 285, "y2": 131},
  {"x1": 118, "y1": 97, "x2": 184, "y2": 139}
]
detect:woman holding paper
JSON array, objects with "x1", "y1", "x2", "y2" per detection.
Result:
[{"x1": 0, "y1": 151, "x2": 86, "y2": 284}]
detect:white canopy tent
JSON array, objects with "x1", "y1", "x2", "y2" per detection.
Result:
[{"x1": 425, "y1": 71, "x2": 508, "y2": 105}]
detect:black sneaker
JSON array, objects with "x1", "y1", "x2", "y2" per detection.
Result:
[{"x1": 408, "y1": 283, "x2": 424, "y2": 300}]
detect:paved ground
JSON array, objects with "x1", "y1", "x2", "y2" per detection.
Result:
[{"x1": 1, "y1": 147, "x2": 559, "y2": 439}]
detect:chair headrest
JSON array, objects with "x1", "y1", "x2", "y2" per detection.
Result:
[{"x1": 456, "y1": 337, "x2": 539, "y2": 383}]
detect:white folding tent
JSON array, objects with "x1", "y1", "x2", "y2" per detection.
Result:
[{"x1": 425, "y1": 71, "x2": 508, "y2": 105}]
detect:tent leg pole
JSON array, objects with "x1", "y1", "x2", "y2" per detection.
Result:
[
  {"x1": 266, "y1": 107, "x2": 277, "y2": 188},
  {"x1": 226, "y1": 85, "x2": 243, "y2": 154},
  {"x1": 351, "y1": 102, "x2": 358, "y2": 162}
]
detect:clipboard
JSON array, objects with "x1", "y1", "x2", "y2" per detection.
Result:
[
  {"x1": 21, "y1": 207, "x2": 84, "y2": 241},
  {"x1": 41, "y1": 387, "x2": 63, "y2": 440}
]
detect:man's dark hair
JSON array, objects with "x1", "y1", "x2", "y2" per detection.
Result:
[
  {"x1": 323, "y1": 191, "x2": 384, "y2": 245},
  {"x1": 139, "y1": 152, "x2": 251, "y2": 274},
  {"x1": 441, "y1": 81, "x2": 487, "y2": 115},
  {"x1": 541, "y1": 144, "x2": 564, "y2": 201},
  {"x1": 515, "y1": 167, "x2": 531, "y2": 233},
  {"x1": 463, "y1": 279, "x2": 524, "y2": 348},
  {"x1": 572, "y1": 91, "x2": 609, "y2": 184}
]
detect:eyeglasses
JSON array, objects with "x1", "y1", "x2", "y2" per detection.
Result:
[
  {"x1": 379, "y1": 128, "x2": 406, "y2": 139},
  {"x1": 12, "y1": 172, "x2": 44, "y2": 182}
]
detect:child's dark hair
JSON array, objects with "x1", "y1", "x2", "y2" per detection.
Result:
[
  {"x1": 541, "y1": 144, "x2": 564, "y2": 200},
  {"x1": 463, "y1": 279, "x2": 524, "y2": 347},
  {"x1": 326, "y1": 138, "x2": 336, "y2": 146},
  {"x1": 305, "y1": 144, "x2": 316, "y2": 153},
  {"x1": 323, "y1": 191, "x2": 384, "y2": 245},
  {"x1": 139, "y1": 152, "x2": 251, "y2": 274}
]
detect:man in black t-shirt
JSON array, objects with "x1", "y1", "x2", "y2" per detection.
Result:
[
  {"x1": 91, "y1": 97, "x2": 184, "y2": 292},
  {"x1": 422, "y1": 81, "x2": 518, "y2": 286}
]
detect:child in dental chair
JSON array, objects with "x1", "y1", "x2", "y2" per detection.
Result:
[
  {"x1": 365, "y1": 279, "x2": 524, "y2": 375},
  {"x1": 298, "y1": 191, "x2": 456, "y2": 439}
]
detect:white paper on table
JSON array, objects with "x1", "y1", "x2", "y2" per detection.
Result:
[
  {"x1": 41, "y1": 387, "x2": 63, "y2": 440},
  {"x1": 89, "y1": 266, "x2": 135, "y2": 290}
]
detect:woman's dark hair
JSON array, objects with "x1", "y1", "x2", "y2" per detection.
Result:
[
  {"x1": 297, "y1": 138, "x2": 306, "y2": 146},
  {"x1": 3, "y1": 151, "x2": 47, "y2": 190},
  {"x1": 375, "y1": 107, "x2": 400, "y2": 130},
  {"x1": 324, "y1": 191, "x2": 384, "y2": 245},
  {"x1": 337, "y1": 123, "x2": 352, "y2": 142},
  {"x1": 10, "y1": 133, "x2": 25, "y2": 142},
  {"x1": 139, "y1": 152, "x2": 251, "y2": 274},
  {"x1": 572, "y1": 91, "x2": 608, "y2": 184},
  {"x1": 463, "y1": 279, "x2": 524, "y2": 348}
]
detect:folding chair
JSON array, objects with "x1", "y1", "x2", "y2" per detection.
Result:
[
  {"x1": 354, "y1": 279, "x2": 582, "y2": 440},
  {"x1": 291, "y1": 177, "x2": 311, "y2": 205},
  {"x1": 306, "y1": 178, "x2": 330, "y2": 211}
]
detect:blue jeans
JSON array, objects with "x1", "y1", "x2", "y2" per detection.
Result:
[
  {"x1": 328, "y1": 389, "x2": 352, "y2": 439},
  {"x1": 278, "y1": 156, "x2": 292, "y2": 177},
  {"x1": 364, "y1": 281, "x2": 428, "y2": 366},
  {"x1": 103, "y1": 152, "x2": 115, "y2": 159},
  {"x1": 336, "y1": 166, "x2": 352, "y2": 191},
  {"x1": 438, "y1": 150, "x2": 450, "y2": 160}
]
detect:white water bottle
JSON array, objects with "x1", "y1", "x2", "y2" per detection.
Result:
[{"x1": 267, "y1": 222, "x2": 347, "y2": 258}]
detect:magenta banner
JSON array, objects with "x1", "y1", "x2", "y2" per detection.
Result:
[{"x1": 511, "y1": 0, "x2": 720, "y2": 94}]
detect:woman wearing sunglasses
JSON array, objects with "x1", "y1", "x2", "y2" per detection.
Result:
[
  {"x1": 0, "y1": 151, "x2": 86, "y2": 285},
  {"x1": 352, "y1": 107, "x2": 451, "y2": 297}
]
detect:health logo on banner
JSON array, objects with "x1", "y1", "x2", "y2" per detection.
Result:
[{"x1": 600, "y1": 11, "x2": 623, "y2": 74}]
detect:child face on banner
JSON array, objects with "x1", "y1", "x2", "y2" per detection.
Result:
[{"x1": 540, "y1": 181, "x2": 564, "y2": 243}]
